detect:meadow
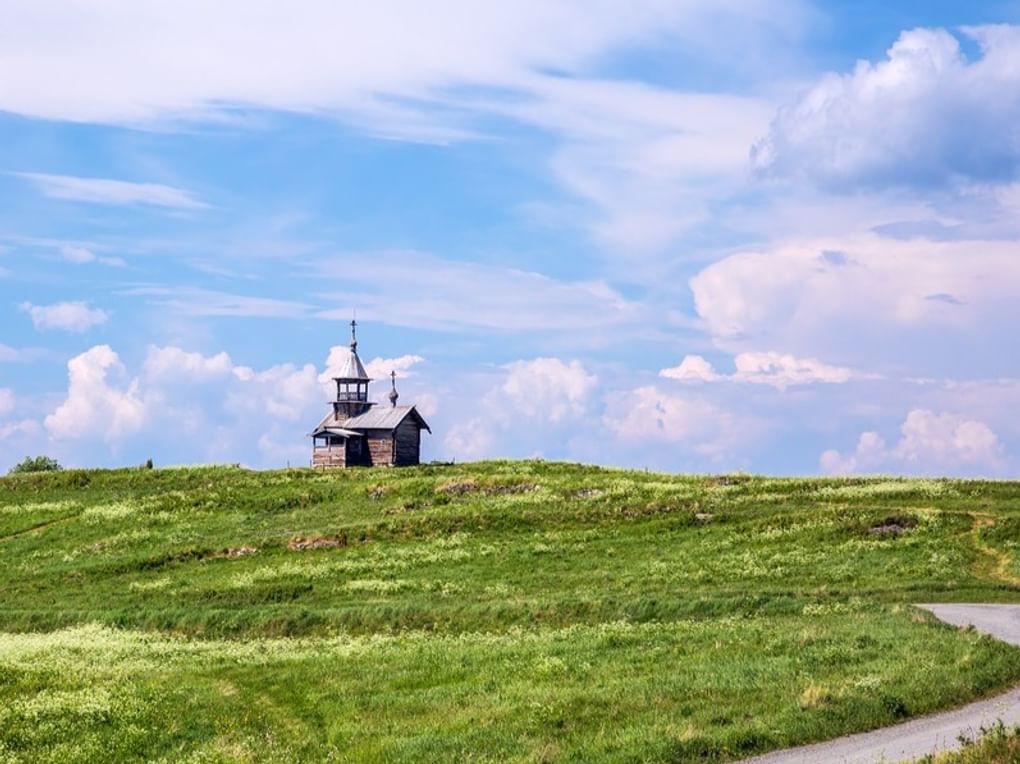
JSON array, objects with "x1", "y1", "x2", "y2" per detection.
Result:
[{"x1": 1, "y1": 461, "x2": 1019, "y2": 762}]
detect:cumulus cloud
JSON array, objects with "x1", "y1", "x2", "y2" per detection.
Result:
[
  {"x1": 364, "y1": 355, "x2": 425, "y2": 381},
  {"x1": 442, "y1": 357, "x2": 597, "y2": 461},
  {"x1": 688, "y1": 235, "x2": 1020, "y2": 370},
  {"x1": 0, "y1": 388, "x2": 13, "y2": 416},
  {"x1": 821, "y1": 409, "x2": 1006, "y2": 475},
  {"x1": 44, "y1": 344, "x2": 324, "y2": 459},
  {"x1": 661, "y1": 351, "x2": 854, "y2": 388},
  {"x1": 500, "y1": 358, "x2": 597, "y2": 423},
  {"x1": 143, "y1": 346, "x2": 235, "y2": 380},
  {"x1": 318, "y1": 348, "x2": 426, "y2": 399},
  {"x1": 444, "y1": 419, "x2": 496, "y2": 462},
  {"x1": 227, "y1": 363, "x2": 320, "y2": 422},
  {"x1": 753, "y1": 25, "x2": 1020, "y2": 188},
  {"x1": 45, "y1": 345, "x2": 146, "y2": 443},
  {"x1": 602, "y1": 385, "x2": 743, "y2": 457},
  {"x1": 733, "y1": 351, "x2": 854, "y2": 387},
  {"x1": 16, "y1": 172, "x2": 207, "y2": 210},
  {"x1": 20, "y1": 301, "x2": 109, "y2": 332},
  {"x1": 660, "y1": 354, "x2": 719, "y2": 382}
]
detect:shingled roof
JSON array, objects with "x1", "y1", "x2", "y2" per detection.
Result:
[
  {"x1": 311, "y1": 404, "x2": 430, "y2": 436},
  {"x1": 333, "y1": 348, "x2": 370, "y2": 381}
]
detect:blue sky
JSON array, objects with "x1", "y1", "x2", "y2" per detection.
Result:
[{"x1": 2, "y1": 0, "x2": 1020, "y2": 475}]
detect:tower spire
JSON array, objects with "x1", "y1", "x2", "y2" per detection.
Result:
[
  {"x1": 350, "y1": 317, "x2": 358, "y2": 352},
  {"x1": 388, "y1": 370, "x2": 399, "y2": 407}
]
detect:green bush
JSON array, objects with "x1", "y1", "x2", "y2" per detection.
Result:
[{"x1": 7, "y1": 455, "x2": 62, "y2": 475}]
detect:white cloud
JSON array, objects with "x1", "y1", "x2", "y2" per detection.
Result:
[
  {"x1": 500, "y1": 358, "x2": 597, "y2": 423},
  {"x1": 0, "y1": 419, "x2": 41, "y2": 442},
  {"x1": 20, "y1": 301, "x2": 109, "y2": 332},
  {"x1": 688, "y1": 234, "x2": 1020, "y2": 368},
  {"x1": 895, "y1": 409, "x2": 1004, "y2": 468},
  {"x1": 44, "y1": 344, "x2": 324, "y2": 454},
  {"x1": 318, "y1": 349, "x2": 426, "y2": 396},
  {"x1": 660, "y1": 354, "x2": 719, "y2": 382},
  {"x1": 821, "y1": 409, "x2": 1006, "y2": 475},
  {"x1": 143, "y1": 346, "x2": 234, "y2": 380},
  {"x1": 444, "y1": 418, "x2": 495, "y2": 461},
  {"x1": 661, "y1": 351, "x2": 854, "y2": 388},
  {"x1": 0, "y1": 344, "x2": 53, "y2": 363},
  {"x1": 59, "y1": 245, "x2": 95, "y2": 263},
  {"x1": 45, "y1": 345, "x2": 146, "y2": 443},
  {"x1": 753, "y1": 26, "x2": 1020, "y2": 188},
  {"x1": 732, "y1": 351, "x2": 854, "y2": 387},
  {"x1": 0, "y1": 1, "x2": 810, "y2": 257},
  {"x1": 0, "y1": 1, "x2": 804, "y2": 131},
  {"x1": 15, "y1": 172, "x2": 207, "y2": 210},
  {"x1": 515, "y1": 82, "x2": 776, "y2": 253},
  {"x1": 227, "y1": 363, "x2": 320, "y2": 422},
  {"x1": 364, "y1": 354, "x2": 425, "y2": 381},
  {"x1": 602, "y1": 384, "x2": 742, "y2": 457},
  {"x1": 58, "y1": 244, "x2": 125, "y2": 267},
  {"x1": 820, "y1": 431, "x2": 885, "y2": 475},
  {"x1": 0, "y1": 388, "x2": 13, "y2": 416},
  {"x1": 440, "y1": 357, "x2": 597, "y2": 461}
]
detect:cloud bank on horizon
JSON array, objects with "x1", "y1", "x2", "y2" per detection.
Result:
[{"x1": 1, "y1": 0, "x2": 1019, "y2": 476}]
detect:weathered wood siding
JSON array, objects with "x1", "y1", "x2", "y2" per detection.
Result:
[
  {"x1": 394, "y1": 420, "x2": 421, "y2": 466},
  {"x1": 365, "y1": 430, "x2": 395, "y2": 466},
  {"x1": 312, "y1": 445, "x2": 346, "y2": 469}
]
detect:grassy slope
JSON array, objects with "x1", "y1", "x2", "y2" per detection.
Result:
[
  {"x1": 915, "y1": 722, "x2": 1020, "y2": 763},
  {"x1": 1, "y1": 461, "x2": 1020, "y2": 762}
]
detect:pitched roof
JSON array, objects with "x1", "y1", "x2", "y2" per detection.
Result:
[
  {"x1": 310, "y1": 404, "x2": 431, "y2": 436},
  {"x1": 333, "y1": 348, "x2": 370, "y2": 381},
  {"x1": 345, "y1": 405, "x2": 429, "y2": 431}
]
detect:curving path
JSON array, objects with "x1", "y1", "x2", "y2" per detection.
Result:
[{"x1": 744, "y1": 604, "x2": 1020, "y2": 764}]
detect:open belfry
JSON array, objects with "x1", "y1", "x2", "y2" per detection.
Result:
[{"x1": 309, "y1": 320, "x2": 431, "y2": 468}]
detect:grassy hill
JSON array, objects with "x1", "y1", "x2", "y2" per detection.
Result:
[{"x1": 2, "y1": 461, "x2": 1020, "y2": 762}]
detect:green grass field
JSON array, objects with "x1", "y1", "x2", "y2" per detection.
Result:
[{"x1": 2, "y1": 461, "x2": 1020, "y2": 762}]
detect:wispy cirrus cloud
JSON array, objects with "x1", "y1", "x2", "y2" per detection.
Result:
[
  {"x1": 0, "y1": 344, "x2": 55, "y2": 362},
  {"x1": 14, "y1": 172, "x2": 207, "y2": 210},
  {"x1": 0, "y1": 1, "x2": 807, "y2": 130},
  {"x1": 315, "y1": 250, "x2": 642, "y2": 334},
  {"x1": 58, "y1": 245, "x2": 126, "y2": 267},
  {"x1": 123, "y1": 286, "x2": 312, "y2": 319}
]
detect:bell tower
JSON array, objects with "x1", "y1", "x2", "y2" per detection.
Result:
[{"x1": 331, "y1": 319, "x2": 373, "y2": 421}]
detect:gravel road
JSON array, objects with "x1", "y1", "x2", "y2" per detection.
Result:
[{"x1": 743, "y1": 604, "x2": 1020, "y2": 764}]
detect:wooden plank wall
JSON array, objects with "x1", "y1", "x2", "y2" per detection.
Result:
[
  {"x1": 312, "y1": 445, "x2": 346, "y2": 469},
  {"x1": 366, "y1": 431, "x2": 394, "y2": 466},
  {"x1": 394, "y1": 421, "x2": 421, "y2": 466}
]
